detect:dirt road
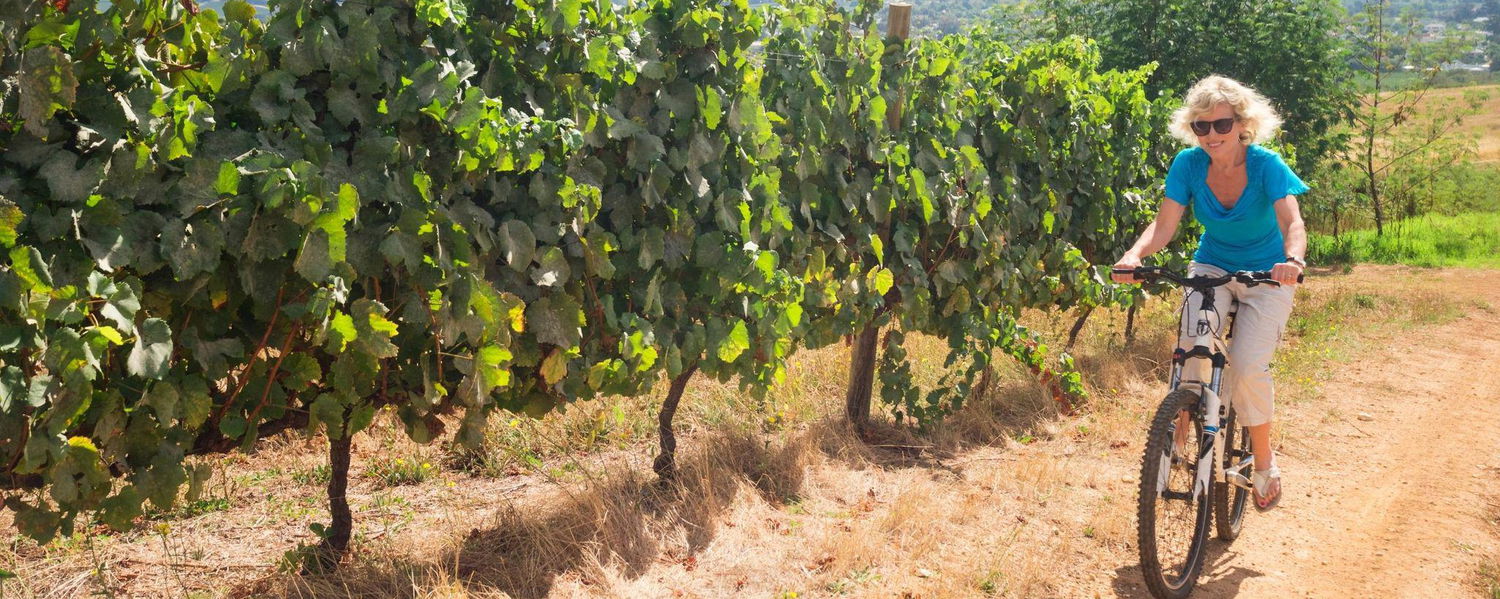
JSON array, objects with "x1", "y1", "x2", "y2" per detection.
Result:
[{"x1": 1113, "y1": 267, "x2": 1500, "y2": 598}]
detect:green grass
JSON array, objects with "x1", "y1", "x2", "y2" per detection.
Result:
[
  {"x1": 146, "y1": 497, "x2": 234, "y2": 520},
  {"x1": 364, "y1": 455, "x2": 436, "y2": 487},
  {"x1": 291, "y1": 463, "x2": 331, "y2": 486},
  {"x1": 1309, "y1": 212, "x2": 1500, "y2": 268}
]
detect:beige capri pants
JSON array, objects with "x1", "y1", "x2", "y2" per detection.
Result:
[{"x1": 1177, "y1": 262, "x2": 1296, "y2": 427}]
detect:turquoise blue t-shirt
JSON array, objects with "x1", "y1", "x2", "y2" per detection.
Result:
[{"x1": 1164, "y1": 144, "x2": 1309, "y2": 272}]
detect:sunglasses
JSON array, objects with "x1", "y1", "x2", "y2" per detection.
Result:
[{"x1": 1190, "y1": 117, "x2": 1237, "y2": 136}]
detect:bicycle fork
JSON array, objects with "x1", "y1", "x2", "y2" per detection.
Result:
[
  {"x1": 1194, "y1": 382, "x2": 1221, "y2": 500},
  {"x1": 1199, "y1": 358, "x2": 1257, "y2": 494},
  {"x1": 1169, "y1": 371, "x2": 1255, "y2": 496},
  {"x1": 1159, "y1": 374, "x2": 1229, "y2": 501}
]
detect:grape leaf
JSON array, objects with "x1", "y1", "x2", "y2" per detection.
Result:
[
  {"x1": 498, "y1": 220, "x2": 536, "y2": 272},
  {"x1": 526, "y1": 294, "x2": 583, "y2": 349},
  {"x1": 716, "y1": 320, "x2": 750, "y2": 363},
  {"x1": 531, "y1": 246, "x2": 570, "y2": 287},
  {"x1": 17, "y1": 47, "x2": 78, "y2": 138},
  {"x1": 539, "y1": 349, "x2": 567, "y2": 385},
  {"x1": 127, "y1": 319, "x2": 172, "y2": 380}
]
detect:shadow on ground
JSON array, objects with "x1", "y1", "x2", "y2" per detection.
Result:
[
  {"x1": 254, "y1": 428, "x2": 811, "y2": 599},
  {"x1": 812, "y1": 319, "x2": 1180, "y2": 478},
  {"x1": 254, "y1": 316, "x2": 1185, "y2": 598},
  {"x1": 1111, "y1": 540, "x2": 1265, "y2": 598}
]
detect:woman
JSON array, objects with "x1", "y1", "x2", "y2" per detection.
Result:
[{"x1": 1111, "y1": 75, "x2": 1307, "y2": 511}]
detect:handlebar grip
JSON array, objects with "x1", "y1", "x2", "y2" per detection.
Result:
[{"x1": 1247, "y1": 271, "x2": 1306, "y2": 285}]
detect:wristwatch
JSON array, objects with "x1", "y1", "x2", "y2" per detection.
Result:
[{"x1": 1285, "y1": 255, "x2": 1306, "y2": 268}]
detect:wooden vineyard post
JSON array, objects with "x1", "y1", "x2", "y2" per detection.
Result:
[{"x1": 886, "y1": 2, "x2": 911, "y2": 130}]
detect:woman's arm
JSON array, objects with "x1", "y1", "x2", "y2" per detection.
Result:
[
  {"x1": 1272, "y1": 195, "x2": 1306, "y2": 286},
  {"x1": 1111, "y1": 200, "x2": 1187, "y2": 283}
]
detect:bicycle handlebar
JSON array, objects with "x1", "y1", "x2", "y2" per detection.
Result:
[{"x1": 1110, "y1": 266, "x2": 1304, "y2": 287}]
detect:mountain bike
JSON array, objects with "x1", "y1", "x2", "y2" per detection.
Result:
[{"x1": 1114, "y1": 266, "x2": 1301, "y2": 599}]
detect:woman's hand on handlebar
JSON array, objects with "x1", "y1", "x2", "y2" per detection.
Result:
[
  {"x1": 1111, "y1": 254, "x2": 1143, "y2": 283},
  {"x1": 1270, "y1": 261, "x2": 1303, "y2": 287}
]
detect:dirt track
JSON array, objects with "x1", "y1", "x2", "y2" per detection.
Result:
[{"x1": 1112, "y1": 267, "x2": 1500, "y2": 598}]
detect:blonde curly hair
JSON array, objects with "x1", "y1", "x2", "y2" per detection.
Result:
[{"x1": 1168, "y1": 75, "x2": 1283, "y2": 147}]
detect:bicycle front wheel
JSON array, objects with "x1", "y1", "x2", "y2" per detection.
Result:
[{"x1": 1137, "y1": 388, "x2": 1214, "y2": 599}]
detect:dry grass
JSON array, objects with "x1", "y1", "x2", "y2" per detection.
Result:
[
  {"x1": 0, "y1": 265, "x2": 1486, "y2": 598},
  {"x1": 1475, "y1": 494, "x2": 1500, "y2": 599},
  {"x1": 257, "y1": 428, "x2": 814, "y2": 599},
  {"x1": 1407, "y1": 84, "x2": 1500, "y2": 163}
]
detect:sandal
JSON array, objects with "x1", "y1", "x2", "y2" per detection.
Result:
[{"x1": 1252, "y1": 463, "x2": 1282, "y2": 512}]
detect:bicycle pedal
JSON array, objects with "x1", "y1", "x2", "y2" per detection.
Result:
[
  {"x1": 1229, "y1": 455, "x2": 1253, "y2": 473},
  {"x1": 1225, "y1": 471, "x2": 1253, "y2": 490}
]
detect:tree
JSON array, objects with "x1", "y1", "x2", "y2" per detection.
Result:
[
  {"x1": 987, "y1": 0, "x2": 1358, "y2": 174},
  {"x1": 1344, "y1": 0, "x2": 1483, "y2": 234},
  {"x1": 1101, "y1": 0, "x2": 1359, "y2": 172},
  {"x1": 1485, "y1": 0, "x2": 1500, "y2": 72},
  {"x1": 981, "y1": 0, "x2": 1105, "y2": 46}
]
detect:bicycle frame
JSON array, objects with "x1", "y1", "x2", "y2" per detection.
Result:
[
  {"x1": 1117, "y1": 266, "x2": 1296, "y2": 503},
  {"x1": 1166, "y1": 285, "x2": 1236, "y2": 500}
]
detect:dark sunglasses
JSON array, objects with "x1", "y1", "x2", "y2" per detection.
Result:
[{"x1": 1190, "y1": 117, "x2": 1237, "y2": 136}]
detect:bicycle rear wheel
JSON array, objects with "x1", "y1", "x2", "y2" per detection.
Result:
[
  {"x1": 1137, "y1": 388, "x2": 1214, "y2": 599},
  {"x1": 1215, "y1": 406, "x2": 1251, "y2": 541}
]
